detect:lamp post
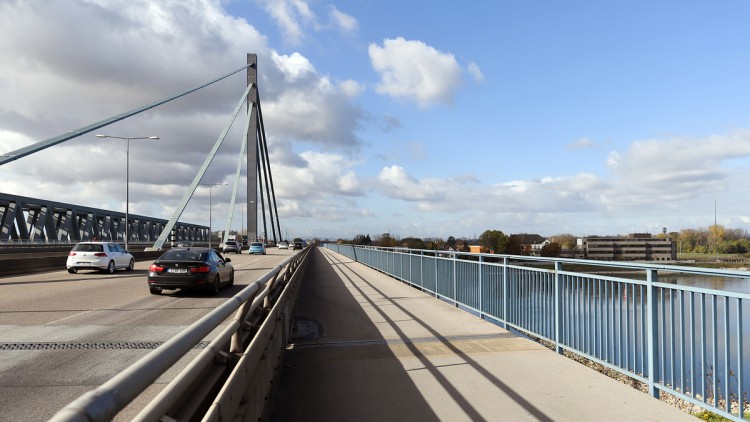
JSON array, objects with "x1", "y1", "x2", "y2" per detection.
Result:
[
  {"x1": 201, "y1": 183, "x2": 227, "y2": 249},
  {"x1": 96, "y1": 134, "x2": 159, "y2": 251}
]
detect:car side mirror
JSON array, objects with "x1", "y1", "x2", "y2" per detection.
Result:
[{"x1": 224, "y1": 258, "x2": 231, "y2": 263}]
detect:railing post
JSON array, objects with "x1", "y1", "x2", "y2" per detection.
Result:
[
  {"x1": 453, "y1": 251, "x2": 458, "y2": 306},
  {"x1": 352, "y1": 244, "x2": 357, "y2": 262},
  {"x1": 502, "y1": 257, "x2": 508, "y2": 327},
  {"x1": 478, "y1": 255, "x2": 484, "y2": 319},
  {"x1": 647, "y1": 269, "x2": 660, "y2": 398},
  {"x1": 555, "y1": 261, "x2": 563, "y2": 354},
  {"x1": 420, "y1": 250, "x2": 424, "y2": 290},
  {"x1": 434, "y1": 251, "x2": 439, "y2": 298}
]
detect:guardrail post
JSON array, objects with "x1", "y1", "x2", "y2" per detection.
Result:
[
  {"x1": 647, "y1": 269, "x2": 660, "y2": 398},
  {"x1": 554, "y1": 261, "x2": 563, "y2": 354}
]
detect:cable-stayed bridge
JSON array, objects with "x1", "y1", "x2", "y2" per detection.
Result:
[
  {"x1": 1, "y1": 54, "x2": 279, "y2": 250},
  {"x1": 0, "y1": 56, "x2": 747, "y2": 422}
]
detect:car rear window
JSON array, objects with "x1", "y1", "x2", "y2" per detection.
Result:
[
  {"x1": 251, "y1": 242, "x2": 262, "y2": 247},
  {"x1": 72, "y1": 243, "x2": 104, "y2": 252},
  {"x1": 159, "y1": 250, "x2": 205, "y2": 261}
]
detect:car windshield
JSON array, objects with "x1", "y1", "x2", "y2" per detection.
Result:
[
  {"x1": 251, "y1": 243, "x2": 262, "y2": 247},
  {"x1": 159, "y1": 250, "x2": 206, "y2": 261},
  {"x1": 72, "y1": 243, "x2": 104, "y2": 252}
]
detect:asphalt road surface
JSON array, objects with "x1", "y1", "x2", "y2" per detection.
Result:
[{"x1": 0, "y1": 248, "x2": 294, "y2": 421}]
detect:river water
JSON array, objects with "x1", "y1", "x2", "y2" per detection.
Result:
[
  {"x1": 606, "y1": 273, "x2": 750, "y2": 409},
  {"x1": 664, "y1": 273, "x2": 750, "y2": 295}
]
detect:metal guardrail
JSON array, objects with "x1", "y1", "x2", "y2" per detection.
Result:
[
  {"x1": 324, "y1": 244, "x2": 750, "y2": 421},
  {"x1": 50, "y1": 246, "x2": 312, "y2": 421}
]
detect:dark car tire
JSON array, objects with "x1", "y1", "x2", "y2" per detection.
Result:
[
  {"x1": 228, "y1": 270, "x2": 234, "y2": 287},
  {"x1": 105, "y1": 260, "x2": 115, "y2": 274},
  {"x1": 126, "y1": 259, "x2": 135, "y2": 271},
  {"x1": 149, "y1": 286, "x2": 162, "y2": 295},
  {"x1": 68, "y1": 268, "x2": 77, "y2": 274},
  {"x1": 211, "y1": 275, "x2": 221, "y2": 295}
]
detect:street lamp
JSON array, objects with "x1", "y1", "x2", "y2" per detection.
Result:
[
  {"x1": 200, "y1": 183, "x2": 227, "y2": 249},
  {"x1": 96, "y1": 134, "x2": 159, "y2": 251}
]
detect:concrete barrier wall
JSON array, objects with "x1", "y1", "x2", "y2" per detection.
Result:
[{"x1": 0, "y1": 251, "x2": 165, "y2": 277}]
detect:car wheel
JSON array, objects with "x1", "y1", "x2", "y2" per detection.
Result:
[
  {"x1": 105, "y1": 260, "x2": 115, "y2": 274},
  {"x1": 211, "y1": 275, "x2": 221, "y2": 295},
  {"x1": 149, "y1": 286, "x2": 162, "y2": 295},
  {"x1": 126, "y1": 259, "x2": 135, "y2": 271},
  {"x1": 67, "y1": 268, "x2": 77, "y2": 274},
  {"x1": 228, "y1": 270, "x2": 234, "y2": 287}
]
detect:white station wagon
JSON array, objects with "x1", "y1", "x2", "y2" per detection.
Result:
[{"x1": 66, "y1": 242, "x2": 135, "y2": 274}]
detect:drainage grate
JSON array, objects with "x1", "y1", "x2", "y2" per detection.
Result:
[{"x1": 0, "y1": 341, "x2": 211, "y2": 351}]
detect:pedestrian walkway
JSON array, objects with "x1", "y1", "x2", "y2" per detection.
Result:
[{"x1": 268, "y1": 247, "x2": 695, "y2": 421}]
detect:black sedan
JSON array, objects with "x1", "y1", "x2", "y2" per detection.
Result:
[{"x1": 147, "y1": 248, "x2": 234, "y2": 295}]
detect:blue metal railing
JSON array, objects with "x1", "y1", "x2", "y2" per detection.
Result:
[{"x1": 323, "y1": 244, "x2": 750, "y2": 421}]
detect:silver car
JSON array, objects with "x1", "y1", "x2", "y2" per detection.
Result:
[{"x1": 66, "y1": 242, "x2": 135, "y2": 274}]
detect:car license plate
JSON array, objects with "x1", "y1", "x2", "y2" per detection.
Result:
[
  {"x1": 168, "y1": 268, "x2": 188, "y2": 274},
  {"x1": 77, "y1": 262, "x2": 89, "y2": 265}
]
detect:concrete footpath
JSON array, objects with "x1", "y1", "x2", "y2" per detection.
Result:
[{"x1": 267, "y1": 248, "x2": 695, "y2": 422}]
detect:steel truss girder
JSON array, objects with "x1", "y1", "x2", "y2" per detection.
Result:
[{"x1": 0, "y1": 193, "x2": 207, "y2": 244}]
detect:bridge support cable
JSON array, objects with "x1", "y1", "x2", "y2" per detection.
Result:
[
  {"x1": 258, "y1": 121, "x2": 277, "y2": 243},
  {"x1": 256, "y1": 94, "x2": 283, "y2": 243},
  {"x1": 0, "y1": 64, "x2": 252, "y2": 167},
  {"x1": 145, "y1": 82, "x2": 254, "y2": 251},
  {"x1": 256, "y1": 147, "x2": 269, "y2": 242},
  {"x1": 221, "y1": 102, "x2": 252, "y2": 246}
]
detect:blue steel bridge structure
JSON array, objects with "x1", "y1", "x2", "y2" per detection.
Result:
[{"x1": 0, "y1": 54, "x2": 279, "y2": 250}]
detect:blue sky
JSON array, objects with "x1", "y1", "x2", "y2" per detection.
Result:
[{"x1": 2, "y1": 0, "x2": 750, "y2": 241}]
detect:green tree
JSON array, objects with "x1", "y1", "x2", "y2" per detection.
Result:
[
  {"x1": 401, "y1": 237, "x2": 425, "y2": 249},
  {"x1": 455, "y1": 238, "x2": 471, "y2": 252},
  {"x1": 376, "y1": 233, "x2": 397, "y2": 247},
  {"x1": 549, "y1": 233, "x2": 578, "y2": 250},
  {"x1": 425, "y1": 238, "x2": 445, "y2": 250},
  {"x1": 708, "y1": 224, "x2": 725, "y2": 253},
  {"x1": 540, "y1": 241, "x2": 562, "y2": 257},
  {"x1": 506, "y1": 235, "x2": 524, "y2": 255},
  {"x1": 352, "y1": 234, "x2": 372, "y2": 245},
  {"x1": 479, "y1": 230, "x2": 508, "y2": 254}
]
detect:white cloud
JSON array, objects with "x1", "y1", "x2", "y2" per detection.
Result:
[
  {"x1": 467, "y1": 62, "x2": 484, "y2": 82},
  {"x1": 329, "y1": 6, "x2": 358, "y2": 33},
  {"x1": 377, "y1": 165, "x2": 443, "y2": 201},
  {"x1": 368, "y1": 129, "x2": 750, "y2": 235},
  {"x1": 368, "y1": 38, "x2": 463, "y2": 108},
  {"x1": 600, "y1": 131, "x2": 750, "y2": 208},
  {"x1": 338, "y1": 80, "x2": 365, "y2": 98},
  {"x1": 271, "y1": 51, "x2": 316, "y2": 80},
  {"x1": 275, "y1": 151, "x2": 364, "y2": 199},
  {"x1": 260, "y1": 0, "x2": 316, "y2": 45},
  {"x1": 568, "y1": 137, "x2": 594, "y2": 150},
  {"x1": 0, "y1": 0, "x2": 367, "y2": 228}
]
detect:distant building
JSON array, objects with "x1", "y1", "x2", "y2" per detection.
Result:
[
  {"x1": 578, "y1": 233, "x2": 676, "y2": 261},
  {"x1": 509, "y1": 233, "x2": 548, "y2": 256}
]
